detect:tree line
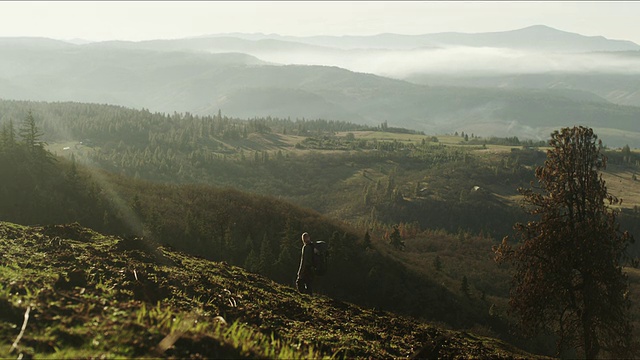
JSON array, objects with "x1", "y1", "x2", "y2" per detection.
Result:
[
  {"x1": 4, "y1": 99, "x2": 638, "y2": 253},
  {"x1": 3, "y1": 104, "x2": 639, "y2": 357},
  {"x1": 0, "y1": 108, "x2": 496, "y2": 334}
]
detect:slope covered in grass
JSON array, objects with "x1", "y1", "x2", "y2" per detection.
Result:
[{"x1": 0, "y1": 221, "x2": 543, "y2": 359}]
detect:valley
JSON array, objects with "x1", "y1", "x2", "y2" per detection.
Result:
[
  {"x1": 1, "y1": 99, "x2": 639, "y2": 358},
  {"x1": 2, "y1": 22, "x2": 640, "y2": 358}
]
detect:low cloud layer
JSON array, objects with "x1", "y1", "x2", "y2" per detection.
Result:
[{"x1": 230, "y1": 47, "x2": 640, "y2": 79}]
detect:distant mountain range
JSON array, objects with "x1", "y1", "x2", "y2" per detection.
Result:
[
  {"x1": 0, "y1": 25, "x2": 639, "y2": 147},
  {"x1": 101, "y1": 25, "x2": 640, "y2": 52}
]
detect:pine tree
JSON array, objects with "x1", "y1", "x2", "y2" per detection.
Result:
[
  {"x1": 329, "y1": 231, "x2": 342, "y2": 259},
  {"x1": 621, "y1": 144, "x2": 631, "y2": 164},
  {"x1": 389, "y1": 226, "x2": 404, "y2": 250},
  {"x1": 433, "y1": 255, "x2": 442, "y2": 271},
  {"x1": 494, "y1": 126, "x2": 633, "y2": 358},
  {"x1": 460, "y1": 275, "x2": 470, "y2": 297},
  {"x1": 0, "y1": 120, "x2": 16, "y2": 150},
  {"x1": 244, "y1": 248, "x2": 260, "y2": 273},
  {"x1": 67, "y1": 153, "x2": 81, "y2": 187},
  {"x1": 19, "y1": 110, "x2": 45, "y2": 153},
  {"x1": 258, "y1": 234, "x2": 275, "y2": 276},
  {"x1": 363, "y1": 230, "x2": 372, "y2": 250}
]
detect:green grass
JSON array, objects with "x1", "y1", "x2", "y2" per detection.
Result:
[{"x1": 0, "y1": 221, "x2": 543, "y2": 359}]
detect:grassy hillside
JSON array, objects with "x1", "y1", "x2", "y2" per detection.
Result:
[
  {"x1": 1, "y1": 131, "x2": 520, "y2": 340},
  {"x1": 0, "y1": 221, "x2": 543, "y2": 359}
]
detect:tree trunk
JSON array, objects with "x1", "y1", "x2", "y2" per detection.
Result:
[{"x1": 582, "y1": 274, "x2": 600, "y2": 359}]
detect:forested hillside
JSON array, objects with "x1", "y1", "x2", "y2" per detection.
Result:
[
  {"x1": 2, "y1": 99, "x2": 639, "y2": 243},
  {"x1": 4, "y1": 99, "x2": 639, "y2": 241},
  {"x1": 0, "y1": 112, "x2": 511, "y2": 337},
  {"x1": 408, "y1": 72, "x2": 640, "y2": 108},
  {"x1": 0, "y1": 100, "x2": 527, "y2": 236},
  {"x1": 2, "y1": 100, "x2": 640, "y2": 357}
]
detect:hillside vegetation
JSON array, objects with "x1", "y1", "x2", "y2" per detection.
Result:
[
  {"x1": 0, "y1": 221, "x2": 542, "y2": 359},
  {"x1": 1, "y1": 101, "x2": 640, "y2": 357},
  {"x1": 0, "y1": 118, "x2": 518, "y2": 340},
  {"x1": 2, "y1": 99, "x2": 635, "y2": 245}
]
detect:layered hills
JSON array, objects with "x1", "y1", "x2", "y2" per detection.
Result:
[
  {"x1": 2, "y1": 25, "x2": 640, "y2": 358},
  {"x1": 1, "y1": 98, "x2": 639, "y2": 358},
  {"x1": 1, "y1": 25, "x2": 640, "y2": 147}
]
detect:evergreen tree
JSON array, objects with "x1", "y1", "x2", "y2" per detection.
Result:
[
  {"x1": 1, "y1": 120, "x2": 16, "y2": 149},
  {"x1": 244, "y1": 248, "x2": 260, "y2": 273},
  {"x1": 66, "y1": 153, "x2": 81, "y2": 188},
  {"x1": 495, "y1": 126, "x2": 633, "y2": 359},
  {"x1": 621, "y1": 144, "x2": 631, "y2": 164},
  {"x1": 460, "y1": 275, "x2": 470, "y2": 297},
  {"x1": 362, "y1": 230, "x2": 372, "y2": 250},
  {"x1": 223, "y1": 225, "x2": 240, "y2": 265},
  {"x1": 363, "y1": 185, "x2": 372, "y2": 206},
  {"x1": 259, "y1": 234, "x2": 275, "y2": 276},
  {"x1": 329, "y1": 231, "x2": 342, "y2": 259},
  {"x1": 19, "y1": 110, "x2": 45, "y2": 153},
  {"x1": 389, "y1": 226, "x2": 404, "y2": 250},
  {"x1": 433, "y1": 255, "x2": 443, "y2": 272}
]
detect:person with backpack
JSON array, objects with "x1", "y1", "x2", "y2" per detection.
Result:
[{"x1": 296, "y1": 232, "x2": 315, "y2": 295}]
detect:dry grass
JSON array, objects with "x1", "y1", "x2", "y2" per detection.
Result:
[{"x1": 601, "y1": 165, "x2": 640, "y2": 209}]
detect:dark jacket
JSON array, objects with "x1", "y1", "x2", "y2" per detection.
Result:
[{"x1": 297, "y1": 243, "x2": 314, "y2": 279}]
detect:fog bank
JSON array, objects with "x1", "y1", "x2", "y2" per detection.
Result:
[{"x1": 225, "y1": 47, "x2": 640, "y2": 79}]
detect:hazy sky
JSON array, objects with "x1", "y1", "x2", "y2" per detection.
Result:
[{"x1": 0, "y1": 1, "x2": 639, "y2": 44}]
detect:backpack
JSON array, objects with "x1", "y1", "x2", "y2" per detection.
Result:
[{"x1": 312, "y1": 241, "x2": 328, "y2": 276}]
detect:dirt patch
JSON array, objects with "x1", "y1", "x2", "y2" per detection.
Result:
[
  {"x1": 167, "y1": 335, "x2": 250, "y2": 359},
  {"x1": 41, "y1": 223, "x2": 95, "y2": 242}
]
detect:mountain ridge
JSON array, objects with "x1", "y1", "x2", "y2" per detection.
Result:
[
  {"x1": 190, "y1": 25, "x2": 639, "y2": 52},
  {"x1": 1, "y1": 44, "x2": 640, "y2": 147},
  {"x1": 2, "y1": 25, "x2": 640, "y2": 148},
  {"x1": 3, "y1": 24, "x2": 637, "y2": 52}
]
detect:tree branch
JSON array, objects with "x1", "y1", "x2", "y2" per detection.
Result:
[{"x1": 10, "y1": 305, "x2": 31, "y2": 354}]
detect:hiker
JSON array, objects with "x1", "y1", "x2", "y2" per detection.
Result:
[{"x1": 296, "y1": 232, "x2": 314, "y2": 295}]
